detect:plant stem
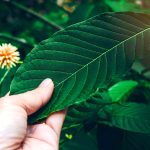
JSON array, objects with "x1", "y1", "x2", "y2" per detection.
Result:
[
  {"x1": 4, "y1": 1, "x2": 63, "y2": 31},
  {"x1": 0, "y1": 33, "x2": 32, "y2": 47},
  {"x1": 0, "y1": 69, "x2": 10, "y2": 87}
]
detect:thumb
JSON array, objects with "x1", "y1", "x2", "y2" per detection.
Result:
[{"x1": 6, "y1": 78, "x2": 54, "y2": 115}]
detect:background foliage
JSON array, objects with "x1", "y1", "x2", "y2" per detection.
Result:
[{"x1": 1, "y1": 0, "x2": 150, "y2": 150}]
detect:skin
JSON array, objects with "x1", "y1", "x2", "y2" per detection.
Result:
[{"x1": 0, "y1": 78, "x2": 66, "y2": 150}]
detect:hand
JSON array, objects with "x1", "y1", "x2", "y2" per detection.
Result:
[{"x1": 0, "y1": 79, "x2": 66, "y2": 150}]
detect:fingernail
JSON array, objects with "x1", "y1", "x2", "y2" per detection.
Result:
[{"x1": 39, "y1": 78, "x2": 52, "y2": 87}]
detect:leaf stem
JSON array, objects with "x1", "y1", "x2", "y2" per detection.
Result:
[
  {"x1": 4, "y1": 1, "x2": 63, "y2": 31},
  {"x1": 0, "y1": 33, "x2": 32, "y2": 48},
  {"x1": 0, "y1": 69, "x2": 10, "y2": 87}
]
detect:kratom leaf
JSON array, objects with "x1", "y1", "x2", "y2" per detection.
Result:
[
  {"x1": 10, "y1": 12, "x2": 150, "y2": 124},
  {"x1": 98, "y1": 102, "x2": 150, "y2": 133},
  {"x1": 64, "y1": 91, "x2": 111, "y2": 129},
  {"x1": 108, "y1": 80, "x2": 138, "y2": 102},
  {"x1": 64, "y1": 80, "x2": 138, "y2": 129}
]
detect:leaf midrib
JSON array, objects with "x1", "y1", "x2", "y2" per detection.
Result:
[{"x1": 54, "y1": 27, "x2": 150, "y2": 89}]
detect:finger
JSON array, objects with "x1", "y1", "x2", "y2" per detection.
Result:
[
  {"x1": 6, "y1": 78, "x2": 54, "y2": 115},
  {"x1": 46, "y1": 109, "x2": 67, "y2": 137},
  {"x1": 27, "y1": 123, "x2": 58, "y2": 147}
]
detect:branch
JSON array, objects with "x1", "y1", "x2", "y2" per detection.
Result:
[
  {"x1": 0, "y1": 33, "x2": 32, "y2": 48},
  {"x1": 4, "y1": 1, "x2": 63, "y2": 31},
  {"x1": 0, "y1": 69, "x2": 10, "y2": 87}
]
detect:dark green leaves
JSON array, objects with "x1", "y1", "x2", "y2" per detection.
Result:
[
  {"x1": 98, "y1": 102, "x2": 150, "y2": 133},
  {"x1": 97, "y1": 80, "x2": 150, "y2": 134},
  {"x1": 63, "y1": 91, "x2": 111, "y2": 129},
  {"x1": 10, "y1": 12, "x2": 150, "y2": 124}
]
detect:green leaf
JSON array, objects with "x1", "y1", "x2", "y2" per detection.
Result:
[
  {"x1": 105, "y1": 0, "x2": 139, "y2": 12},
  {"x1": 10, "y1": 12, "x2": 150, "y2": 124},
  {"x1": 0, "y1": 67, "x2": 18, "y2": 96},
  {"x1": 108, "y1": 80, "x2": 138, "y2": 102},
  {"x1": 68, "y1": 2, "x2": 95, "y2": 24},
  {"x1": 98, "y1": 102, "x2": 150, "y2": 133},
  {"x1": 64, "y1": 80, "x2": 138, "y2": 129},
  {"x1": 68, "y1": 1, "x2": 111, "y2": 25},
  {"x1": 105, "y1": 0, "x2": 150, "y2": 14},
  {"x1": 63, "y1": 91, "x2": 111, "y2": 129}
]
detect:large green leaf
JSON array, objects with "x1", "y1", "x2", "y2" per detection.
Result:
[
  {"x1": 64, "y1": 91, "x2": 111, "y2": 129},
  {"x1": 64, "y1": 80, "x2": 138, "y2": 129},
  {"x1": 98, "y1": 102, "x2": 150, "y2": 133},
  {"x1": 108, "y1": 80, "x2": 138, "y2": 102},
  {"x1": 10, "y1": 12, "x2": 150, "y2": 124}
]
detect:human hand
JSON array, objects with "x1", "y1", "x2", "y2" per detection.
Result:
[{"x1": 0, "y1": 79, "x2": 66, "y2": 150}]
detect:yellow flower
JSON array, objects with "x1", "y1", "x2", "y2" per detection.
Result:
[{"x1": 0, "y1": 43, "x2": 20, "y2": 69}]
